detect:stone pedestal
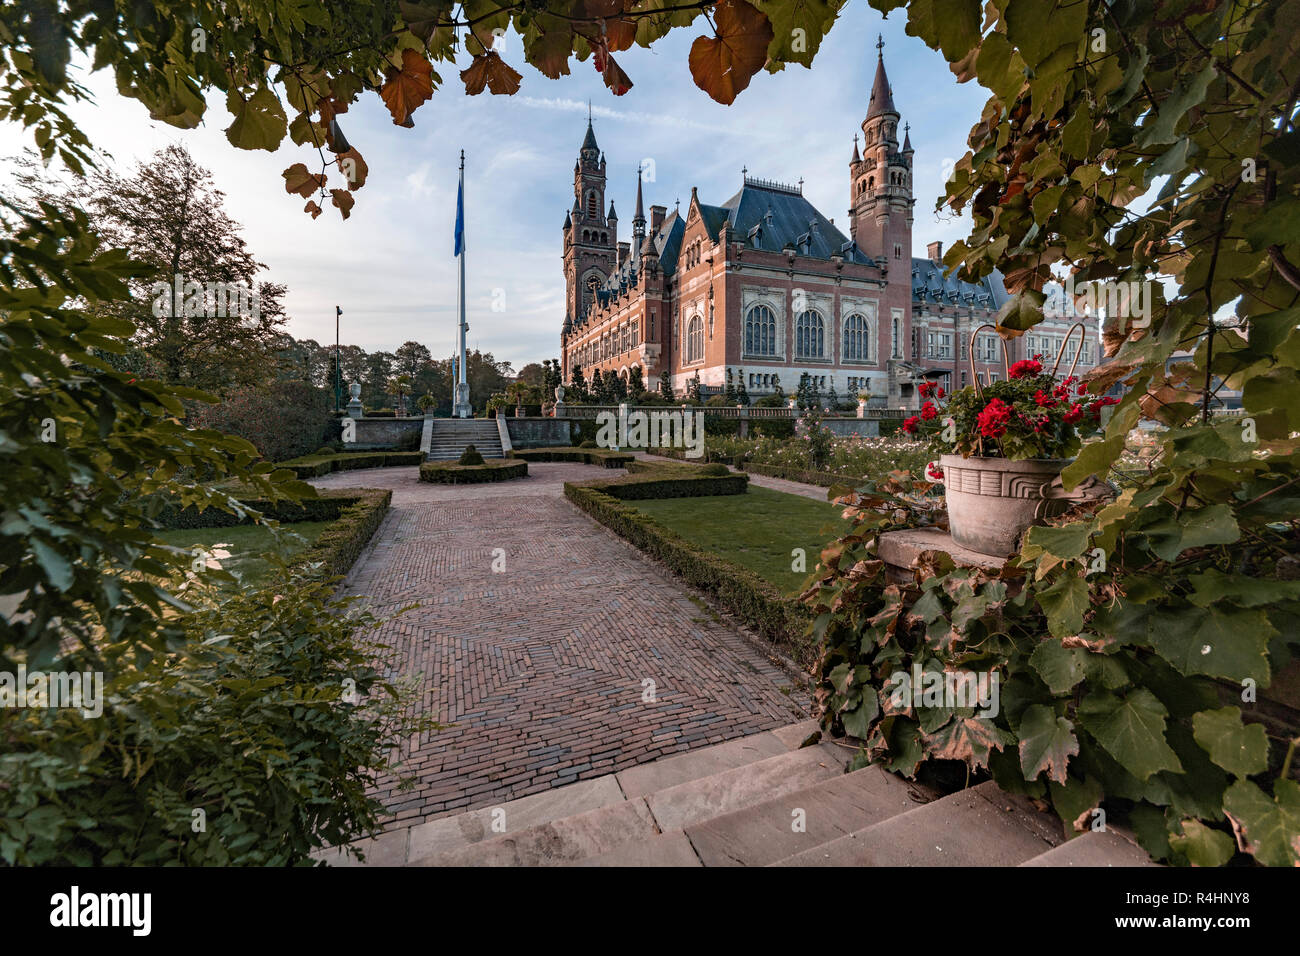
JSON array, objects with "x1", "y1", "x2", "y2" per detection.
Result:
[{"x1": 878, "y1": 528, "x2": 1009, "y2": 585}]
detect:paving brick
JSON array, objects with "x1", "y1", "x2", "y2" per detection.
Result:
[{"x1": 316, "y1": 462, "x2": 810, "y2": 842}]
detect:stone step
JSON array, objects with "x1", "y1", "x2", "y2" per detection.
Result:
[
  {"x1": 1019, "y1": 828, "x2": 1155, "y2": 867},
  {"x1": 643, "y1": 742, "x2": 846, "y2": 833},
  {"x1": 682, "y1": 762, "x2": 937, "y2": 867},
  {"x1": 411, "y1": 736, "x2": 839, "y2": 867},
  {"x1": 400, "y1": 723, "x2": 815, "y2": 865},
  {"x1": 771, "y1": 780, "x2": 1061, "y2": 867}
]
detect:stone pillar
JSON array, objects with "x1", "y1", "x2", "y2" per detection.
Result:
[
  {"x1": 737, "y1": 403, "x2": 749, "y2": 439},
  {"x1": 553, "y1": 384, "x2": 566, "y2": 418},
  {"x1": 346, "y1": 382, "x2": 364, "y2": 419}
]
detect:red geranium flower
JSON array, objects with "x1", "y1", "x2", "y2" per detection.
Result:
[
  {"x1": 1034, "y1": 389, "x2": 1057, "y2": 408},
  {"x1": 936, "y1": 386, "x2": 945, "y2": 399},
  {"x1": 1064, "y1": 403, "x2": 1084, "y2": 424},
  {"x1": 976, "y1": 398, "x2": 1012, "y2": 438},
  {"x1": 921, "y1": 400, "x2": 938, "y2": 420},
  {"x1": 1077, "y1": 382, "x2": 1089, "y2": 396},
  {"x1": 902, "y1": 415, "x2": 921, "y2": 434},
  {"x1": 918, "y1": 381, "x2": 935, "y2": 398},
  {"x1": 1008, "y1": 359, "x2": 1043, "y2": 380}
]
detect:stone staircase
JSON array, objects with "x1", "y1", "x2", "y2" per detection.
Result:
[
  {"x1": 324, "y1": 721, "x2": 1155, "y2": 867},
  {"x1": 424, "y1": 418, "x2": 505, "y2": 461}
]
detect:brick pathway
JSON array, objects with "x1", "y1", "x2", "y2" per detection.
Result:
[{"x1": 312, "y1": 462, "x2": 809, "y2": 833}]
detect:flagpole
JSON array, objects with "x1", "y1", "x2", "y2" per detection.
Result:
[{"x1": 454, "y1": 149, "x2": 471, "y2": 419}]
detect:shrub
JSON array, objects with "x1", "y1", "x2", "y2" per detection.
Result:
[
  {"x1": 419, "y1": 459, "x2": 527, "y2": 484},
  {"x1": 190, "y1": 381, "x2": 335, "y2": 463},
  {"x1": 458, "y1": 444, "x2": 485, "y2": 465},
  {"x1": 578, "y1": 439, "x2": 597, "y2": 448},
  {"x1": 276, "y1": 452, "x2": 423, "y2": 479},
  {"x1": 700, "y1": 463, "x2": 730, "y2": 476}
]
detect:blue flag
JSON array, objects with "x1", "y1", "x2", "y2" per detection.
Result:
[{"x1": 454, "y1": 177, "x2": 465, "y2": 257}]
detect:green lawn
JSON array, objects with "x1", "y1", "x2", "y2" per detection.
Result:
[
  {"x1": 156, "y1": 521, "x2": 333, "y2": 585},
  {"x1": 630, "y1": 485, "x2": 853, "y2": 594}
]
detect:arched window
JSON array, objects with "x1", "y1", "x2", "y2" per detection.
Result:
[
  {"x1": 587, "y1": 191, "x2": 597, "y2": 217},
  {"x1": 843, "y1": 312, "x2": 872, "y2": 362},
  {"x1": 795, "y1": 310, "x2": 824, "y2": 359},
  {"x1": 686, "y1": 315, "x2": 704, "y2": 364},
  {"x1": 744, "y1": 304, "x2": 777, "y2": 356}
]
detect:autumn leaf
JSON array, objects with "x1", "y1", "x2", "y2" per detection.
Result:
[
  {"x1": 1018, "y1": 704, "x2": 1079, "y2": 785},
  {"x1": 283, "y1": 163, "x2": 326, "y2": 199},
  {"x1": 330, "y1": 189, "x2": 355, "y2": 220},
  {"x1": 689, "y1": 0, "x2": 774, "y2": 105},
  {"x1": 304, "y1": 200, "x2": 322, "y2": 219},
  {"x1": 591, "y1": 40, "x2": 634, "y2": 96},
  {"x1": 336, "y1": 148, "x2": 368, "y2": 191},
  {"x1": 460, "y1": 51, "x2": 523, "y2": 96},
  {"x1": 527, "y1": 25, "x2": 574, "y2": 79},
  {"x1": 381, "y1": 47, "x2": 435, "y2": 126}
]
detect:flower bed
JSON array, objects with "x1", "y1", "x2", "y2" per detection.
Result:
[{"x1": 418, "y1": 459, "x2": 528, "y2": 484}]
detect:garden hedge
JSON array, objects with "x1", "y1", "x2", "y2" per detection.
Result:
[
  {"x1": 648, "y1": 447, "x2": 858, "y2": 489},
  {"x1": 418, "y1": 459, "x2": 528, "y2": 484},
  {"x1": 279, "y1": 451, "x2": 424, "y2": 478},
  {"x1": 509, "y1": 446, "x2": 634, "y2": 468},
  {"x1": 155, "y1": 488, "x2": 391, "y2": 581},
  {"x1": 564, "y1": 480, "x2": 813, "y2": 665}
]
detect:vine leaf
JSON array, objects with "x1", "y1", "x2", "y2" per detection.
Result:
[
  {"x1": 1018, "y1": 704, "x2": 1078, "y2": 785},
  {"x1": 304, "y1": 200, "x2": 322, "y2": 219},
  {"x1": 1222, "y1": 779, "x2": 1300, "y2": 867},
  {"x1": 225, "y1": 86, "x2": 287, "y2": 151},
  {"x1": 336, "y1": 148, "x2": 369, "y2": 191},
  {"x1": 282, "y1": 163, "x2": 326, "y2": 199},
  {"x1": 1191, "y1": 707, "x2": 1270, "y2": 778},
  {"x1": 1078, "y1": 688, "x2": 1182, "y2": 782},
  {"x1": 1169, "y1": 819, "x2": 1235, "y2": 867},
  {"x1": 922, "y1": 714, "x2": 1009, "y2": 770},
  {"x1": 381, "y1": 48, "x2": 435, "y2": 126},
  {"x1": 689, "y1": 0, "x2": 773, "y2": 105},
  {"x1": 461, "y1": 51, "x2": 523, "y2": 96},
  {"x1": 330, "y1": 189, "x2": 354, "y2": 220},
  {"x1": 593, "y1": 42, "x2": 634, "y2": 96}
]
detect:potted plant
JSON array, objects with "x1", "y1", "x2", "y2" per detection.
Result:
[
  {"x1": 902, "y1": 326, "x2": 1117, "y2": 557},
  {"x1": 416, "y1": 393, "x2": 436, "y2": 417}
]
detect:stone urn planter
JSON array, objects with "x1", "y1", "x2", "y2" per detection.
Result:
[{"x1": 940, "y1": 455, "x2": 1109, "y2": 558}]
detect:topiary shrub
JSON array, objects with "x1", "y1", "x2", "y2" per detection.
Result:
[
  {"x1": 699, "y1": 463, "x2": 730, "y2": 476},
  {"x1": 458, "y1": 444, "x2": 485, "y2": 465},
  {"x1": 578, "y1": 440, "x2": 597, "y2": 449}
]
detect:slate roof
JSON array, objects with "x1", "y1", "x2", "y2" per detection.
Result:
[
  {"x1": 719, "y1": 180, "x2": 875, "y2": 264},
  {"x1": 911, "y1": 257, "x2": 1008, "y2": 310}
]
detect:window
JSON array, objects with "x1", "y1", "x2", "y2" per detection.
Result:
[
  {"x1": 989, "y1": 372, "x2": 1000, "y2": 383},
  {"x1": 926, "y1": 331, "x2": 952, "y2": 359},
  {"x1": 978, "y1": 334, "x2": 998, "y2": 363},
  {"x1": 744, "y1": 304, "x2": 777, "y2": 355},
  {"x1": 843, "y1": 312, "x2": 873, "y2": 362},
  {"x1": 795, "y1": 310, "x2": 824, "y2": 358},
  {"x1": 1080, "y1": 342, "x2": 1091, "y2": 365},
  {"x1": 960, "y1": 370, "x2": 968, "y2": 388},
  {"x1": 587, "y1": 191, "x2": 598, "y2": 217},
  {"x1": 686, "y1": 315, "x2": 704, "y2": 364},
  {"x1": 894, "y1": 243, "x2": 902, "y2": 260},
  {"x1": 891, "y1": 312, "x2": 901, "y2": 359}
]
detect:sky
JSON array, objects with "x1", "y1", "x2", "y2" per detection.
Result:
[{"x1": 0, "y1": 4, "x2": 994, "y2": 371}]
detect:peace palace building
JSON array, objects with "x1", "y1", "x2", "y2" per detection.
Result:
[{"x1": 559, "y1": 47, "x2": 1101, "y2": 408}]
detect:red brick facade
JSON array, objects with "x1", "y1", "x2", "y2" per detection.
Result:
[{"x1": 561, "y1": 49, "x2": 1100, "y2": 409}]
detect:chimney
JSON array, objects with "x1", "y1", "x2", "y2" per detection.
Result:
[
  {"x1": 927, "y1": 241, "x2": 943, "y2": 263},
  {"x1": 618, "y1": 241, "x2": 630, "y2": 267},
  {"x1": 650, "y1": 204, "x2": 667, "y2": 235}
]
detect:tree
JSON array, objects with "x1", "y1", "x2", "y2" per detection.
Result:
[
  {"x1": 12, "y1": 144, "x2": 288, "y2": 391},
  {"x1": 737, "y1": 369, "x2": 750, "y2": 406},
  {"x1": 516, "y1": 362, "x2": 545, "y2": 386},
  {"x1": 570, "y1": 364, "x2": 588, "y2": 402},
  {"x1": 688, "y1": 372, "x2": 702, "y2": 403},
  {"x1": 394, "y1": 340, "x2": 432, "y2": 381},
  {"x1": 363, "y1": 350, "x2": 395, "y2": 408},
  {"x1": 723, "y1": 367, "x2": 736, "y2": 402},
  {"x1": 659, "y1": 368, "x2": 673, "y2": 400},
  {"x1": 628, "y1": 364, "x2": 645, "y2": 397}
]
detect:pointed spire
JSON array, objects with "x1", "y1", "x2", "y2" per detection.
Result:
[
  {"x1": 867, "y1": 35, "x2": 896, "y2": 118},
  {"x1": 902, "y1": 122, "x2": 913, "y2": 153},
  {"x1": 608, "y1": 200, "x2": 617, "y2": 219},
  {"x1": 852, "y1": 133, "x2": 860, "y2": 162},
  {"x1": 581, "y1": 110, "x2": 598, "y2": 153},
  {"x1": 633, "y1": 165, "x2": 646, "y2": 243},
  {"x1": 564, "y1": 209, "x2": 572, "y2": 230}
]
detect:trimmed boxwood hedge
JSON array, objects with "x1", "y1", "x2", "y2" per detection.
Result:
[
  {"x1": 418, "y1": 459, "x2": 528, "y2": 484},
  {"x1": 739, "y1": 461, "x2": 860, "y2": 488},
  {"x1": 564, "y1": 480, "x2": 814, "y2": 665},
  {"x1": 509, "y1": 446, "x2": 634, "y2": 468},
  {"x1": 279, "y1": 451, "x2": 424, "y2": 479}
]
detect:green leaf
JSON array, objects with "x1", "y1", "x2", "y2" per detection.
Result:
[
  {"x1": 1223, "y1": 779, "x2": 1300, "y2": 867},
  {"x1": 1191, "y1": 707, "x2": 1269, "y2": 778},
  {"x1": 1035, "y1": 572, "x2": 1089, "y2": 637},
  {"x1": 1048, "y1": 773, "x2": 1103, "y2": 832},
  {"x1": 1149, "y1": 605, "x2": 1273, "y2": 683},
  {"x1": 1169, "y1": 819, "x2": 1235, "y2": 867},
  {"x1": 1078, "y1": 688, "x2": 1183, "y2": 782},
  {"x1": 1023, "y1": 522, "x2": 1092, "y2": 561},
  {"x1": 1018, "y1": 704, "x2": 1078, "y2": 785},
  {"x1": 225, "y1": 86, "x2": 288, "y2": 151},
  {"x1": 840, "y1": 690, "x2": 879, "y2": 738},
  {"x1": 1029, "y1": 637, "x2": 1089, "y2": 694},
  {"x1": 30, "y1": 538, "x2": 73, "y2": 591}
]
